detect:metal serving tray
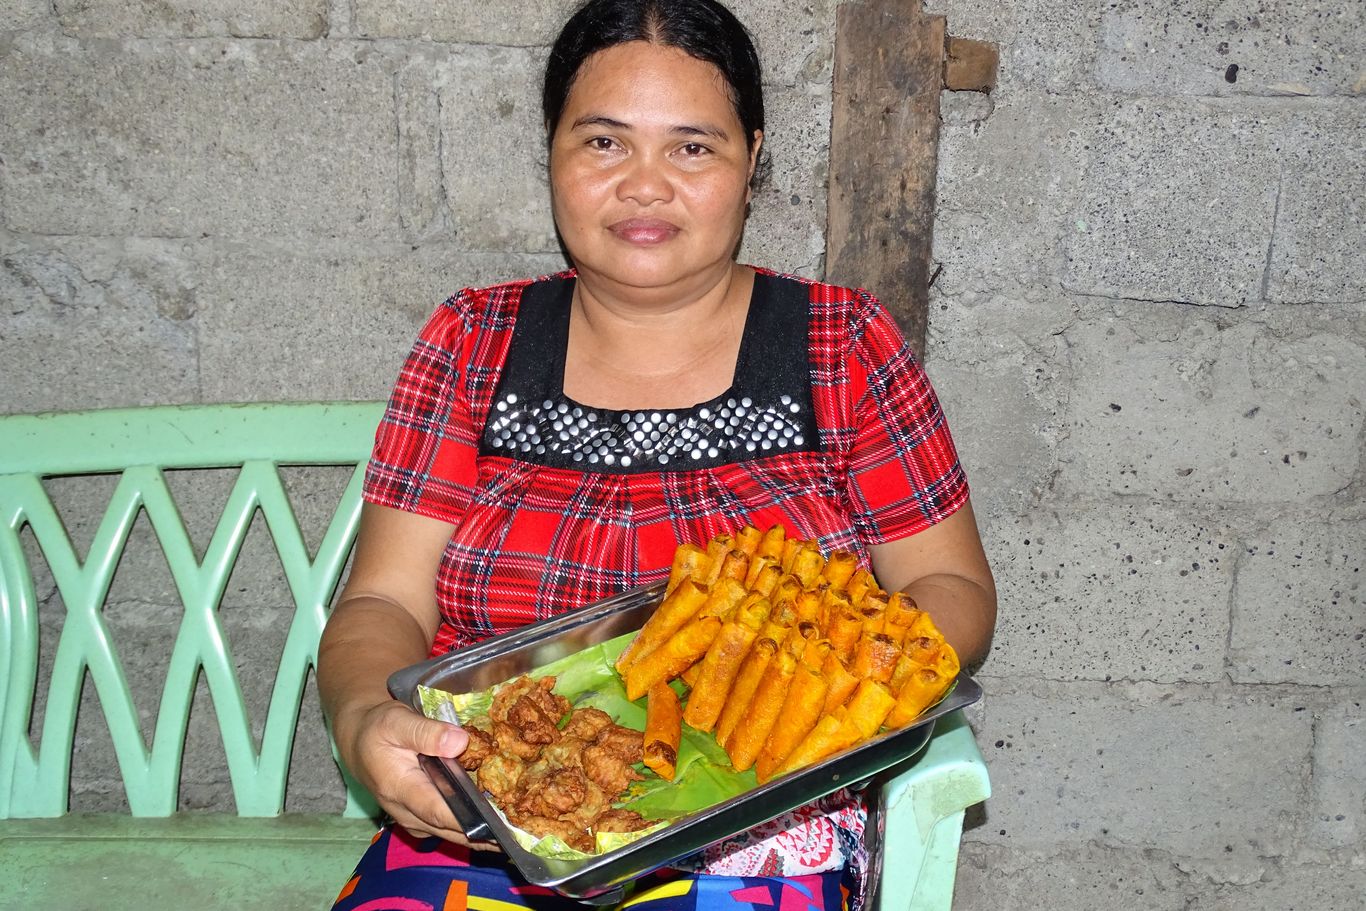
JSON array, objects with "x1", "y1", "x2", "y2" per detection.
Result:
[{"x1": 388, "y1": 581, "x2": 983, "y2": 904}]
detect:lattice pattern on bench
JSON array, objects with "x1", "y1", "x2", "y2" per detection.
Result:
[{"x1": 0, "y1": 403, "x2": 384, "y2": 819}]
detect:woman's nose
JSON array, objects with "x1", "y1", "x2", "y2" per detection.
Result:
[{"x1": 616, "y1": 153, "x2": 674, "y2": 206}]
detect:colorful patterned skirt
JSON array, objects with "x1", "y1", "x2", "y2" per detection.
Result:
[{"x1": 331, "y1": 826, "x2": 852, "y2": 911}]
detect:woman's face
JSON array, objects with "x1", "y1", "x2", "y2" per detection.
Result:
[{"x1": 549, "y1": 41, "x2": 761, "y2": 296}]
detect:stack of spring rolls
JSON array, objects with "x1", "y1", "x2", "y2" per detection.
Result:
[{"x1": 616, "y1": 525, "x2": 960, "y2": 784}]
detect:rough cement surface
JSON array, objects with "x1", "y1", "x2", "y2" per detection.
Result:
[
  {"x1": 4, "y1": 0, "x2": 1363, "y2": 906},
  {"x1": 53, "y1": 0, "x2": 328, "y2": 39}
]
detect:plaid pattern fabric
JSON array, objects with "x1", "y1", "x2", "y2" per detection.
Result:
[{"x1": 365, "y1": 269, "x2": 967, "y2": 655}]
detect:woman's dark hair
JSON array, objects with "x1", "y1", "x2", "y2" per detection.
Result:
[{"x1": 543, "y1": 0, "x2": 769, "y2": 186}]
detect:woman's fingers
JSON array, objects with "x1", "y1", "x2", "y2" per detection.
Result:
[{"x1": 384, "y1": 703, "x2": 468, "y2": 758}]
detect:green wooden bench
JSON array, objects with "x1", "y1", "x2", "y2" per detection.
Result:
[{"x1": 0, "y1": 402, "x2": 989, "y2": 910}]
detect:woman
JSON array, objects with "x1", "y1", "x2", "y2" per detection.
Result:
[{"x1": 319, "y1": 0, "x2": 996, "y2": 908}]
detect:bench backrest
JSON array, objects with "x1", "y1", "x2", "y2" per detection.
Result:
[{"x1": 0, "y1": 402, "x2": 384, "y2": 819}]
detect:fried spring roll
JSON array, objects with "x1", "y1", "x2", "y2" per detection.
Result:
[
  {"x1": 625, "y1": 615, "x2": 722, "y2": 701},
  {"x1": 697, "y1": 577, "x2": 749, "y2": 622},
  {"x1": 681, "y1": 660, "x2": 703, "y2": 687},
  {"x1": 887, "y1": 653, "x2": 918, "y2": 695},
  {"x1": 822, "y1": 651, "x2": 860, "y2": 713},
  {"x1": 841, "y1": 678, "x2": 897, "y2": 739},
  {"x1": 884, "y1": 592, "x2": 920, "y2": 628},
  {"x1": 701, "y1": 533, "x2": 736, "y2": 584},
  {"x1": 826, "y1": 605, "x2": 864, "y2": 664},
  {"x1": 746, "y1": 556, "x2": 783, "y2": 597},
  {"x1": 643, "y1": 682, "x2": 682, "y2": 780},
  {"x1": 859, "y1": 606, "x2": 885, "y2": 637},
  {"x1": 793, "y1": 587, "x2": 822, "y2": 623},
  {"x1": 881, "y1": 621, "x2": 910, "y2": 646},
  {"x1": 769, "y1": 598, "x2": 799, "y2": 628},
  {"x1": 734, "y1": 525, "x2": 763, "y2": 556},
  {"x1": 884, "y1": 668, "x2": 951, "y2": 729},
  {"x1": 715, "y1": 638, "x2": 778, "y2": 747},
  {"x1": 851, "y1": 633, "x2": 901, "y2": 684},
  {"x1": 615, "y1": 579, "x2": 710, "y2": 673},
  {"x1": 755, "y1": 662, "x2": 829, "y2": 782},
  {"x1": 903, "y1": 607, "x2": 940, "y2": 641},
  {"x1": 789, "y1": 545, "x2": 825, "y2": 589},
  {"x1": 717, "y1": 549, "x2": 751, "y2": 585},
  {"x1": 682, "y1": 618, "x2": 761, "y2": 732},
  {"x1": 772, "y1": 575, "x2": 804, "y2": 608},
  {"x1": 800, "y1": 636, "x2": 833, "y2": 671},
  {"x1": 779, "y1": 537, "x2": 805, "y2": 573},
  {"x1": 725, "y1": 650, "x2": 797, "y2": 772},
  {"x1": 775, "y1": 714, "x2": 861, "y2": 776},
  {"x1": 757, "y1": 524, "x2": 786, "y2": 561},
  {"x1": 821, "y1": 550, "x2": 859, "y2": 591},
  {"x1": 667, "y1": 543, "x2": 710, "y2": 594},
  {"x1": 846, "y1": 568, "x2": 876, "y2": 607},
  {"x1": 819, "y1": 587, "x2": 852, "y2": 630}
]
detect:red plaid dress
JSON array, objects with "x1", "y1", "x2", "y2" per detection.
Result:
[{"x1": 363, "y1": 268, "x2": 968, "y2": 880}]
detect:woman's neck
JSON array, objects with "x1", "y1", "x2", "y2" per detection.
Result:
[{"x1": 564, "y1": 263, "x2": 755, "y2": 410}]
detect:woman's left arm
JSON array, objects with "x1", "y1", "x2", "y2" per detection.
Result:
[{"x1": 867, "y1": 498, "x2": 997, "y2": 667}]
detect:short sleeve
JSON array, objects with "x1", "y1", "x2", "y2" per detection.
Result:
[
  {"x1": 363, "y1": 292, "x2": 480, "y2": 524},
  {"x1": 842, "y1": 292, "x2": 969, "y2": 543}
]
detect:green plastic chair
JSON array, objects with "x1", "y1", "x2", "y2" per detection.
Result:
[{"x1": 0, "y1": 402, "x2": 989, "y2": 910}]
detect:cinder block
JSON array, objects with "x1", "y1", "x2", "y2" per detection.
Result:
[
  {"x1": 924, "y1": 291, "x2": 1077, "y2": 516},
  {"x1": 0, "y1": 35, "x2": 400, "y2": 239},
  {"x1": 436, "y1": 46, "x2": 558, "y2": 253},
  {"x1": 1062, "y1": 97, "x2": 1280, "y2": 306},
  {"x1": 1307, "y1": 701, "x2": 1366, "y2": 857},
  {"x1": 1, "y1": 0, "x2": 49, "y2": 31},
  {"x1": 981, "y1": 505, "x2": 1234, "y2": 683},
  {"x1": 1097, "y1": 1, "x2": 1364, "y2": 97},
  {"x1": 53, "y1": 0, "x2": 326, "y2": 38},
  {"x1": 933, "y1": 91, "x2": 1093, "y2": 296},
  {"x1": 354, "y1": 0, "x2": 562, "y2": 44},
  {"x1": 971, "y1": 683, "x2": 1311, "y2": 883},
  {"x1": 729, "y1": 0, "x2": 839, "y2": 87},
  {"x1": 1059, "y1": 303, "x2": 1365, "y2": 503},
  {"x1": 1185, "y1": 863, "x2": 1366, "y2": 911},
  {"x1": 1230, "y1": 521, "x2": 1366, "y2": 687},
  {"x1": 739, "y1": 84, "x2": 831, "y2": 276},
  {"x1": 955, "y1": 842, "x2": 1193, "y2": 911},
  {"x1": 354, "y1": 0, "x2": 838, "y2": 88},
  {"x1": 925, "y1": 0, "x2": 1101, "y2": 92},
  {"x1": 196, "y1": 244, "x2": 566, "y2": 403},
  {"x1": 0, "y1": 238, "x2": 200, "y2": 411},
  {"x1": 1267, "y1": 104, "x2": 1366, "y2": 304}
]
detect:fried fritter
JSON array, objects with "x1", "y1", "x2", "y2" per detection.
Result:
[
  {"x1": 560, "y1": 707, "x2": 615, "y2": 741},
  {"x1": 538, "y1": 736, "x2": 589, "y2": 770},
  {"x1": 592, "y1": 723, "x2": 645, "y2": 763},
  {"x1": 477, "y1": 751, "x2": 526, "y2": 802},
  {"x1": 492, "y1": 720, "x2": 542, "y2": 761},
  {"x1": 506, "y1": 694, "x2": 561, "y2": 745},
  {"x1": 594, "y1": 808, "x2": 653, "y2": 833},
  {"x1": 457, "y1": 724, "x2": 497, "y2": 770},
  {"x1": 514, "y1": 767, "x2": 589, "y2": 819},
  {"x1": 508, "y1": 814, "x2": 594, "y2": 852},
  {"x1": 582, "y1": 741, "x2": 646, "y2": 794},
  {"x1": 491, "y1": 676, "x2": 570, "y2": 725}
]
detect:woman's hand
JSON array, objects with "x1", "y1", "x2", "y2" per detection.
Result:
[
  {"x1": 335, "y1": 699, "x2": 499, "y2": 849},
  {"x1": 319, "y1": 504, "x2": 499, "y2": 848}
]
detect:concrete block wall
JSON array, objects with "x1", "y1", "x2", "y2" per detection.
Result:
[
  {"x1": 2, "y1": 1, "x2": 1361, "y2": 906},
  {"x1": 923, "y1": 0, "x2": 1364, "y2": 907}
]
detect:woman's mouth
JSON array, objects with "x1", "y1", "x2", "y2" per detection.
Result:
[{"x1": 607, "y1": 217, "x2": 680, "y2": 245}]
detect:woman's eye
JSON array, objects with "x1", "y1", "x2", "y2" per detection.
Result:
[{"x1": 590, "y1": 137, "x2": 616, "y2": 151}]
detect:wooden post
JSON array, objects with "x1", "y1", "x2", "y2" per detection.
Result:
[{"x1": 825, "y1": 0, "x2": 946, "y2": 358}]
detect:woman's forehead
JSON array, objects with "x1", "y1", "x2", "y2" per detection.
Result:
[{"x1": 562, "y1": 41, "x2": 740, "y2": 128}]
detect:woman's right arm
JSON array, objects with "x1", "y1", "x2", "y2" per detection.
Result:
[{"x1": 319, "y1": 501, "x2": 491, "y2": 846}]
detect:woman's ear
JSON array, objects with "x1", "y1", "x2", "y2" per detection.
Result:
[{"x1": 746, "y1": 129, "x2": 765, "y2": 201}]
